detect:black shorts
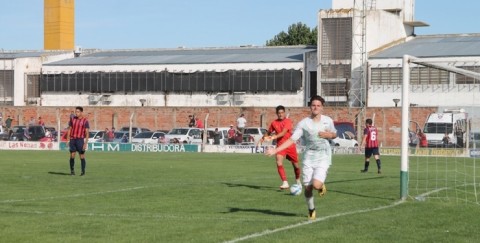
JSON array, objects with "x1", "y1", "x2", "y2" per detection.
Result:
[
  {"x1": 69, "y1": 138, "x2": 86, "y2": 154},
  {"x1": 365, "y1": 147, "x2": 379, "y2": 158}
]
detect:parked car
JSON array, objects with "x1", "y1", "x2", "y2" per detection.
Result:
[
  {"x1": 131, "y1": 131, "x2": 166, "y2": 144},
  {"x1": 88, "y1": 130, "x2": 105, "y2": 143},
  {"x1": 242, "y1": 127, "x2": 268, "y2": 145},
  {"x1": 113, "y1": 131, "x2": 131, "y2": 143},
  {"x1": 119, "y1": 126, "x2": 151, "y2": 135},
  {"x1": 164, "y1": 128, "x2": 202, "y2": 144},
  {"x1": 330, "y1": 122, "x2": 359, "y2": 147},
  {"x1": 331, "y1": 131, "x2": 359, "y2": 147},
  {"x1": 10, "y1": 125, "x2": 47, "y2": 141}
]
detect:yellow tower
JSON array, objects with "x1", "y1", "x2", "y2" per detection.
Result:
[{"x1": 44, "y1": 0, "x2": 74, "y2": 50}]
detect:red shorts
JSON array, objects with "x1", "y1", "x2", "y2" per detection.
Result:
[{"x1": 277, "y1": 144, "x2": 298, "y2": 163}]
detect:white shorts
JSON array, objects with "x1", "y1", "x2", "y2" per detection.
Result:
[{"x1": 302, "y1": 163, "x2": 329, "y2": 186}]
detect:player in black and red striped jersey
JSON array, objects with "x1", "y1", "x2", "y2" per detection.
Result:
[
  {"x1": 66, "y1": 106, "x2": 90, "y2": 176},
  {"x1": 360, "y1": 118, "x2": 382, "y2": 174}
]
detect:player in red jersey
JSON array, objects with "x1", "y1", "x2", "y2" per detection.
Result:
[
  {"x1": 261, "y1": 105, "x2": 300, "y2": 189},
  {"x1": 66, "y1": 106, "x2": 90, "y2": 176},
  {"x1": 360, "y1": 118, "x2": 382, "y2": 174}
]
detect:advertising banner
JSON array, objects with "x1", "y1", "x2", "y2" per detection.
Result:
[
  {"x1": 0, "y1": 141, "x2": 59, "y2": 150},
  {"x1": 59, "y1": 142, "x2": 200, "y2": 153}
]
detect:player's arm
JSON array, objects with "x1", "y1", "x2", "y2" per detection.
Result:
[
  {"x1": 361, "y1": 129, "x2": 368, "y2": 147},
  {"x1": 270, "y1": 127, "x2": 288, "y2": 140},
  {"x1": 265, "y1": 138, "x2": 294, "y2": 156},
  {"x1": 66, "y1": 126, "x2": 71, "y2": 144}
]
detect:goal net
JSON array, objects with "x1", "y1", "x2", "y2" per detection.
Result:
[{"x1": 402, "y1": 55, "x2": 480, "y2": 205}]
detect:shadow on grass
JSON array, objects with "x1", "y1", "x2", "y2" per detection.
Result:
[
  {"x1": 222, "y1": 182, "x2": 276, "y2": 190},
  {"x1": 224, "y1": 207, "x2": 302, "y2": 217},
  {"x1": 327, "y1": 176, "x2": 387, "y2": 184},
  {"x1": 48, "y1": 171, "x2": 71, "y2": 176}
]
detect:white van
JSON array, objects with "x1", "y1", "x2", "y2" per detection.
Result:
[{"x1": 423, "y1": 109, "x2": 468, "y2": 147}]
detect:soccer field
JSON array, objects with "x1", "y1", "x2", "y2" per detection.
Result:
[{"x1": 1, "y1": 150, "x2": 479, "y2": 242}]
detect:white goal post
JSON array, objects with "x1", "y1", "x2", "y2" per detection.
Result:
[{"x1": 401, "y1": 55, "x2": 480, "y2": 200}]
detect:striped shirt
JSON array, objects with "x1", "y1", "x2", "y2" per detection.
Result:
[
  {"x1": 364, "y1": 126, "x2": 379, "y2": 148},
  {"x1": 69, "y1": 117, "x2": 90, "y2": 139}
]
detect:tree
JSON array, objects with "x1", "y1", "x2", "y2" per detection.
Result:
[{"x1": 266, "y1": 22, "x2": 317, "y2": 46}]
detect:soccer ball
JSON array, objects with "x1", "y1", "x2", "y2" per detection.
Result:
[{"x1": 289, "y1": 184, "x2": 302, "y2": 196}]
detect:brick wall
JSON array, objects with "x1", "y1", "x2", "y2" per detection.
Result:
[{"x1": 0, "y1": 106, "x2": 436, "y2": 147}]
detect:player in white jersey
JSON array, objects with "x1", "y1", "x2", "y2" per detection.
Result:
[{"x1": 265, "y1": 95, "x2": 336, "y2": 220}]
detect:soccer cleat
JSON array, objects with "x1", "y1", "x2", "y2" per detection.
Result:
[
  {"x1": 378, "y1": 169, "x2": 382, "y2": 174},
  {"x1": 308, "y1": 209, "x2": 316, "y2": 220},
  {"x1": 318, "y1": 184, "x2": 327, "y2": 197},
  {"x1": 279, "y1": 181, "x2": 289, "y2": 190},
  {"x1": 360, "y1": 169, "x2": 368, "y2": 173},
  {"x1": 80, "y1": 172, "x2": 85, "y2": 176},
  {"x1": 70, "y1": 171, "x2": 75, "y2": 176}
]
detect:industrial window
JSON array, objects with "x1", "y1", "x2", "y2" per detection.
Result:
[
  {"x1": 321, "y1": 18, "x2": 352, "y2": 60},
  {"x1": 40, "y1": 69, "x2": 302, "y2": 93},
  {"x1": 26, "y1": 74, "x2": 40, "y2": 97},
  {"x1": 370, "y1": 68, "x2": 402, "y2": 85},
  {"x1": 0, "y1": 70, "x2": 14, "y2": 104},
  {"x1": 321, "y1": 82, "x2": 348, "y2": 96},
  {"x1": 410, "y1": 67, "x2": 449, "y2": 85},
  {"x1": 321, "y1": 64, "x2": 351, "y2": 79},
  {"x1": 371, "y1": 67, "x2": 449, "y2": 85},
  {"x1": 455, "y1": 66, "x2": 480, "y2": 84}
]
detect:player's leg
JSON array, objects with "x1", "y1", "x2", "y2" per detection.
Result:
[
  {"x1": 286, "y1": 146, "x2": 301, "y2": 185},
  {"x1": 302, "y1": 165, "x2": 316, "y2": 220},
  {"x1": 78, "y1": 139, "x2": 87, "y2": 176},
  {"x1": 69, "y1": 139, "x2": 77, "y2": 175},
  {"x1": 374, "y1": 149, "x2": 381, "y2": 174},
  {"x1": 361, "y1": 149, "x2": 372, "y2": 172},
  {"x1": 312, "y1": 165, "x2": 329, "y2": 197},
  {"x1": 276, "y1": 152, "x2": 289, "y2": 189}
]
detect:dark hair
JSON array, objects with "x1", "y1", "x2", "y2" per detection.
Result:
[
  {"x1": 75, "y1": 106, "x2": 83, "y2": 112},
  {"x1": 309, "y1": 95, "x2": 325, "y2": 105},
  {"x1": 366, "y1": 118, "x2": 373, "y2": 125},
  {"x1": 276, "y1": 105, "x2": 285, "y2": 113}
]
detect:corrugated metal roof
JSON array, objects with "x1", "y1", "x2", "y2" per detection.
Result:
[
  {"x1": 371, "y1": 34, "x2": 480, "y2": 59},
  {"x1": 44, "y1": 46, "x2": 316, "y2": 66},
  {"x1": 0, "y1": 51, "x2": 70, "y2": 59}
]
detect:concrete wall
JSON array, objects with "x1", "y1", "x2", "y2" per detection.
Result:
[{"x1": 0, "y1": 106, "x2": 436, "y2": 147}]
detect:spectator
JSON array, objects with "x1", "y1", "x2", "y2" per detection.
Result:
[
  {"x1": 38, "y1": 117, "x2": 45, "y2": 126},
  {"x1": 235, "y1": 130, "x2": 243, "y2": 144},
  {"x1": 213, "y1": 128, "x2": 221, "y2": 145},
  {"x1": 121, "y1": 134, "x2": 128, "y2": 143},
  {"x1": 28, "y1": 116, "x2": 36, "y2": 126},
  {"x1": 227, "y1": 125, "x2": 236, "y2": 145},
  {"x1": 195, "y1": 117, "x2": 204, "y2": 128},
  {"x1": 442, "y1": 132, "x2": 450, "y2": 148},
  {"x1": 23, "y1": 126, "x2": 31, "y2": 141},
  {"x1": 107, "y1": 127, "x2": 115, "y2": 142},
  {"x1": 418, "y1": 131, "x2": 428, "y2": 148},
  {"x1": 188, "y1": 115, "x2": 196, "y2": 127},
  {"x1": 5, "y1": 115, "x2": 13, "y2": 131},
  {"x1": 236, "y1": 113, "x2": 247, "y2": 134}
]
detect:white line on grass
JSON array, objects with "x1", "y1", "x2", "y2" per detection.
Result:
[
  {"x1": 0, "y1": 186, "x2": 149, "y2": 204},
  {"x1": 224, "y1": 200, "x2": 406, "y2": 243},
  {"x1": 225, "y1": 187, "x2": 450, "y2": 243}
]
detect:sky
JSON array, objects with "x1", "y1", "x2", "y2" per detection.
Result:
[{"x1": 0, "y1": 0, "x2": 479, "y2": 51}]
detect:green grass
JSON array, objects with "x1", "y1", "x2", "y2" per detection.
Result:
[{"x1": 0, "y1": 151, "x2": 479, "y2": 242}]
